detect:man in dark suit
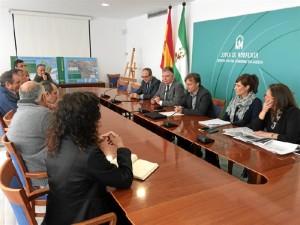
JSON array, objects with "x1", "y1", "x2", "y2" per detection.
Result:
[
  {"x1": 130, "y1": 68, "x2": 160, "y2": 100},
  {"x1": 174, "y1": 73, "x2": 215, "y2": 117},
  {"x1": 33, "y1": 64, "x2": 54, "y2": 83},
  {"x1": 151, "y1": 66, "x2": 184, "y2": 107}
]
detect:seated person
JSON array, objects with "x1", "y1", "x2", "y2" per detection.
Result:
[
  {"x1": 7, "y1": 81, "x2": 51, "y2": 187},
  {"x1": 42, "y1": 92, "x2": 133, "y2": 225},
  {"x1": 33, "y1": 64, "x2": 54, "y2": 83},
  {"x1": 0, "y1": 69, "x2": 21, "y2": 115},
  {"x1": 253, "y1": 83, "x2": 300, "y2": 144},
  {"x1": 15, "y1": 68, "x2": 30, "y2": 84},
  {"x1": 41, "y1": 80, "x2": 59, "y2": 109},
  {"x1": 130, "y1": 67, "x2": 161, "y2": 99},
  {"x1": 151, "y1": 66, "x2": 184, "y2": 106},
  {"x1": 224, "y1": 74, "x2": 262, "y2": 128},
  {"x1": 174, "y1": 72, "x2": 215, "y2": 117}
]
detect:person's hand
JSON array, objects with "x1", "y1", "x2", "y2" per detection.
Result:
[
  {"x1": 42, "y1": 74, "x2": 48, "y2": 80},
  {"x1": 100, "y1": 131, "x2": 114, "y2": 142},
  {"x1": 174, "y1": 106, "x2": 183, "y2": 113},
  {"x1": 100, "y1": 137, "x2": 117, "y2": 158},
  {"x1": 130, "y1": 93, "x2": 139, "y2": 99},
  {"x1": 46, "y1": 103, "x2": 56, "y2": 110},
  {"x1": 107, "y1": 132, "x2": 125, "y2": 148},
  {"x1": 254, "y1": 131, "x2": 272, "y2": 138},
  {"x1": 151, "y1": 96, "x2": 160, "y2": 104}
]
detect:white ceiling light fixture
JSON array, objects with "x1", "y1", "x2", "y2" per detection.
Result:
[{"x1": 101, "y1": 3, "x2": 110, "y2": 7}]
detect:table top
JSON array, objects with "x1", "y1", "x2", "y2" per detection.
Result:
[{"x1": 63, "y1": 87, "x2": 300, "y2": 225}]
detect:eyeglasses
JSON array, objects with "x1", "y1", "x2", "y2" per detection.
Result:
[
  {"x1": 264, "y1": 94, "x2": 274, "y2": 100},
  {"x1": 141, "y1": 75, "x2": 150, "y2": 79}
]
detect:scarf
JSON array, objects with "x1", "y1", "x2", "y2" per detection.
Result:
[{"x1": 226, "y1": 91, "x2": 256, "y2": 123}]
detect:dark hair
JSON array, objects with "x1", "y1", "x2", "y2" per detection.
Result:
[
  {"x1": 162, "y1": 66, "x2": 174, "y2": 74},
  {"x1": 236, "y1": 74, "x2": 259, "y2": 94},
  {"x1": 36, "y1": 64, "x2": 45, "y2": 69},
  {"x1": 0, "y1": 69, "x2": 19, "y2": 87},
  {"x1": 184, "y1": 73, "x2": 201, "y2": 84},
  {"x1": 41, "y1": 80, "x2": 56, "y2": 93},
  {"x1": 46, "y1": 92, "x2": 101, "y2": 156},
  {"x1": 142, "y1": 68, "x2": 152, "y2": 76},
  {"x1": 269, "y1": 83, "x2": 298, "y2": 113},
  {"x1": 14, "y1": 59, "x2": 24, "y2": 68}
]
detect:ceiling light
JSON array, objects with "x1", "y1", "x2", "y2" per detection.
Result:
[{"x1": 101, "y1": 3, "x2": 110, "y2": 7}]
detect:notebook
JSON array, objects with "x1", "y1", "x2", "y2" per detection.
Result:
[{"x1": 109, "y1": 154, "x2": 159, "y2": 180}]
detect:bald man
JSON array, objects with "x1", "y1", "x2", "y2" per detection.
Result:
[{"x1": 7, "y1": 81, "x2": 51, "y2": 187}]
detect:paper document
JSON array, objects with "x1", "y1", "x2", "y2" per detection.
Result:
[
  {"x1": 223, "y1": 127, "x2": 298, "y2": 155},
  {"x1": 198, "y1": 118, "x2": 231, "y2": 128},
  {"x1": 159, "y1": 111, "x2": 184, "y2": 117}
]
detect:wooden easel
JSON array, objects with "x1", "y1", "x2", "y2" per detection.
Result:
[{"x1": 121, "y1": 48, "x2": 137, "y2": 82}]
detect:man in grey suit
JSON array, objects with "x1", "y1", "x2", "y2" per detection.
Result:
[
  {"x1": 151, "y1": 66, "x2": 184, "y2": 107},
  {"x1": 7, "y1": 81, "x2": 51, "y2": 187}
]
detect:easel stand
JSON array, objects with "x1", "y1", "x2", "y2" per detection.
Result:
[{"x1": 121, "y1": 48, "x2": 137, "y2": 83}]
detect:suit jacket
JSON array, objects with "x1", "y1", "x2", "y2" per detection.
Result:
[
  {"x1": 137, "y1": 76, "x2": 161, "y2": 100},
  {"x1": 0, "y1": 86, "x2": 19, "y2": 115},
  {"x1": 43, "y1": 139, "x2": 133, "y2": 225},
  {"x1": 181, "y1": 85, "x2": 215, "y2": 117},
  {"x1": 154, "y1": 79, "x2": 184, "y2": 106}
]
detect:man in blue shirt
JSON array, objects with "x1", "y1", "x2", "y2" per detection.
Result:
[{"x1": 0, "y1": 69, "x2": 21, "y2": 116}]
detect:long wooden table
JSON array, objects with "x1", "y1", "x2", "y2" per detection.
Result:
[{"x1": 63, "y1": 87, "x2": 300, "y2": 224}]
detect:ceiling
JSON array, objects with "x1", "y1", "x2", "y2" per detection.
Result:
[{"x1": 1, "y1": 0, "x2": 195, "y2": 19}]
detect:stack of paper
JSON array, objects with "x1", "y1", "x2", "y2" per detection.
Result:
[
  {"x1": 223, "y1": 127, "x2": 298, "y2": 155},
  {"x1": 198, "y1": 118, "x2": 231, "y2": 128}
]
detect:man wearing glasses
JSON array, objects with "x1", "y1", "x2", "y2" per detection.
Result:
[{"x1": 130, "y1": 67, "x2": 160, "y2": 100}]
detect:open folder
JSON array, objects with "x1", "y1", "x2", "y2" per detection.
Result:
[{"x1": 109, "y1": 154, "x2": 159, "y2": 180}]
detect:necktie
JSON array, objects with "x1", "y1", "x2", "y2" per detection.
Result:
[
  {"x1": 146, "y1": 83, "x2": 150, "y2": 94},
  {"x1": 164, "y1": 85, "x2": 170, "y2": 101}
]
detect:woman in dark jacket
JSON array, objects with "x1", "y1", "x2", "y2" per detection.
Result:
[
  {"x1": 224, "y1": 73, "x2": 262, "y2": 128},
  {"x1": 253, "y1": 83, "x2": 300, "y2": 144},
  {"x1": 42, "y1": 92, "x2": 133, "y2": 225}
]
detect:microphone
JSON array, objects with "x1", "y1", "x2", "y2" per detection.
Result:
[
  {"x1": 110, "y1": 94, "x2": 121, "y2": 104},
  {"x1": 138, "y1": 108, "x2": 150, "y2": 113},
  {"x1": 101, "y1": 88, "x2": 113, "y2": 98},
  {"x1": 162, "y1": 111, "x2": 178, "y2": 128}
]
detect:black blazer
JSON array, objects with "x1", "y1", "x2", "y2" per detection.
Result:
[
  {"x1": 43, "y1": 139, "x2": 133, "y2": 225},
  {"x1": 252, "y1": 107, "x2": 300, "y2": 144},
  {"x1": 33, "y1": 72, "x2": 54, "y2": 83},
  {"x1": 136, "y1": 76, "x2": 161, "y2": 100},
  {"x1": 181, "y1": 85, "x2": 215, "y2": 118}
]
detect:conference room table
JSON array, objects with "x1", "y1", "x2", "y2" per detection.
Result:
[{"x1": 62, "y1": 87, "x2": 300, "y2": 224}]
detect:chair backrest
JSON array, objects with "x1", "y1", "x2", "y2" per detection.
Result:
[
  {"x1": 0, "y1": 158, "x2": 38, "y2": 225},
  {"x1": 3, "y1": 109, "x2": 15, "y2": 127},
  {"x1": 130, "y1": 83, "x2": 140, "y2": 93},
  {"x1": 73, "y1": 212, "x2": 117, "y2": 225},
  {"x1": 0, "y1": 114, "x2": 7, "y2": 135},
  {"x1": 117, "y1": 79, "x2": 129, "y2": 91},
  {"x1": 107, "y1": 74, "x2": 120, "y2": 88},
  {"x1": 212, "y1": 98, "x2": 226, "y2": 118}
]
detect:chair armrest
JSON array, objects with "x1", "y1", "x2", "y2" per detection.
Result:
[
  {"x1": 72, "y1": 212, "x2": 117, "y2": 225},
  {"x1": 28, "y1": 187, "x2": 49, "y2": 201},
  {"x1": 25, "y1": 171, "x2": 48, "y2": 179}
]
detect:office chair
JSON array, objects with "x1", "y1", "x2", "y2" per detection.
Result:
[
  {"x1": 2, "y1": 134, "x2": 48, "y2": 217},
  {"x1": 3, "y1": 109, "x2": 15, "y2": 127},
  {"x1": 212, "y1": 98, "x2": 226, "y2": 118},
  {"x1": 130, "y1": 83, "x2": 140, "y2": 93},
  {"x1": 117, "y1": 79, "x2": 129, "y2": 91},
  {"x1": 107, "y1": 74, "x2": 120, "y2": 88}
]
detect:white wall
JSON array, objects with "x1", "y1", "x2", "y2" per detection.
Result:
[
  {"x1": 91, "y1": 17, "x2": 127, "y2": 84},
  {"x1": 127, "y1": 0, "x2": 300, "y2": 82},
  {"x1": 0, "y1": 9, "x2": 127, "y2": 85},
  {"x1": 0, "y1": 9, "x2": 16, "y2": 74}
]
